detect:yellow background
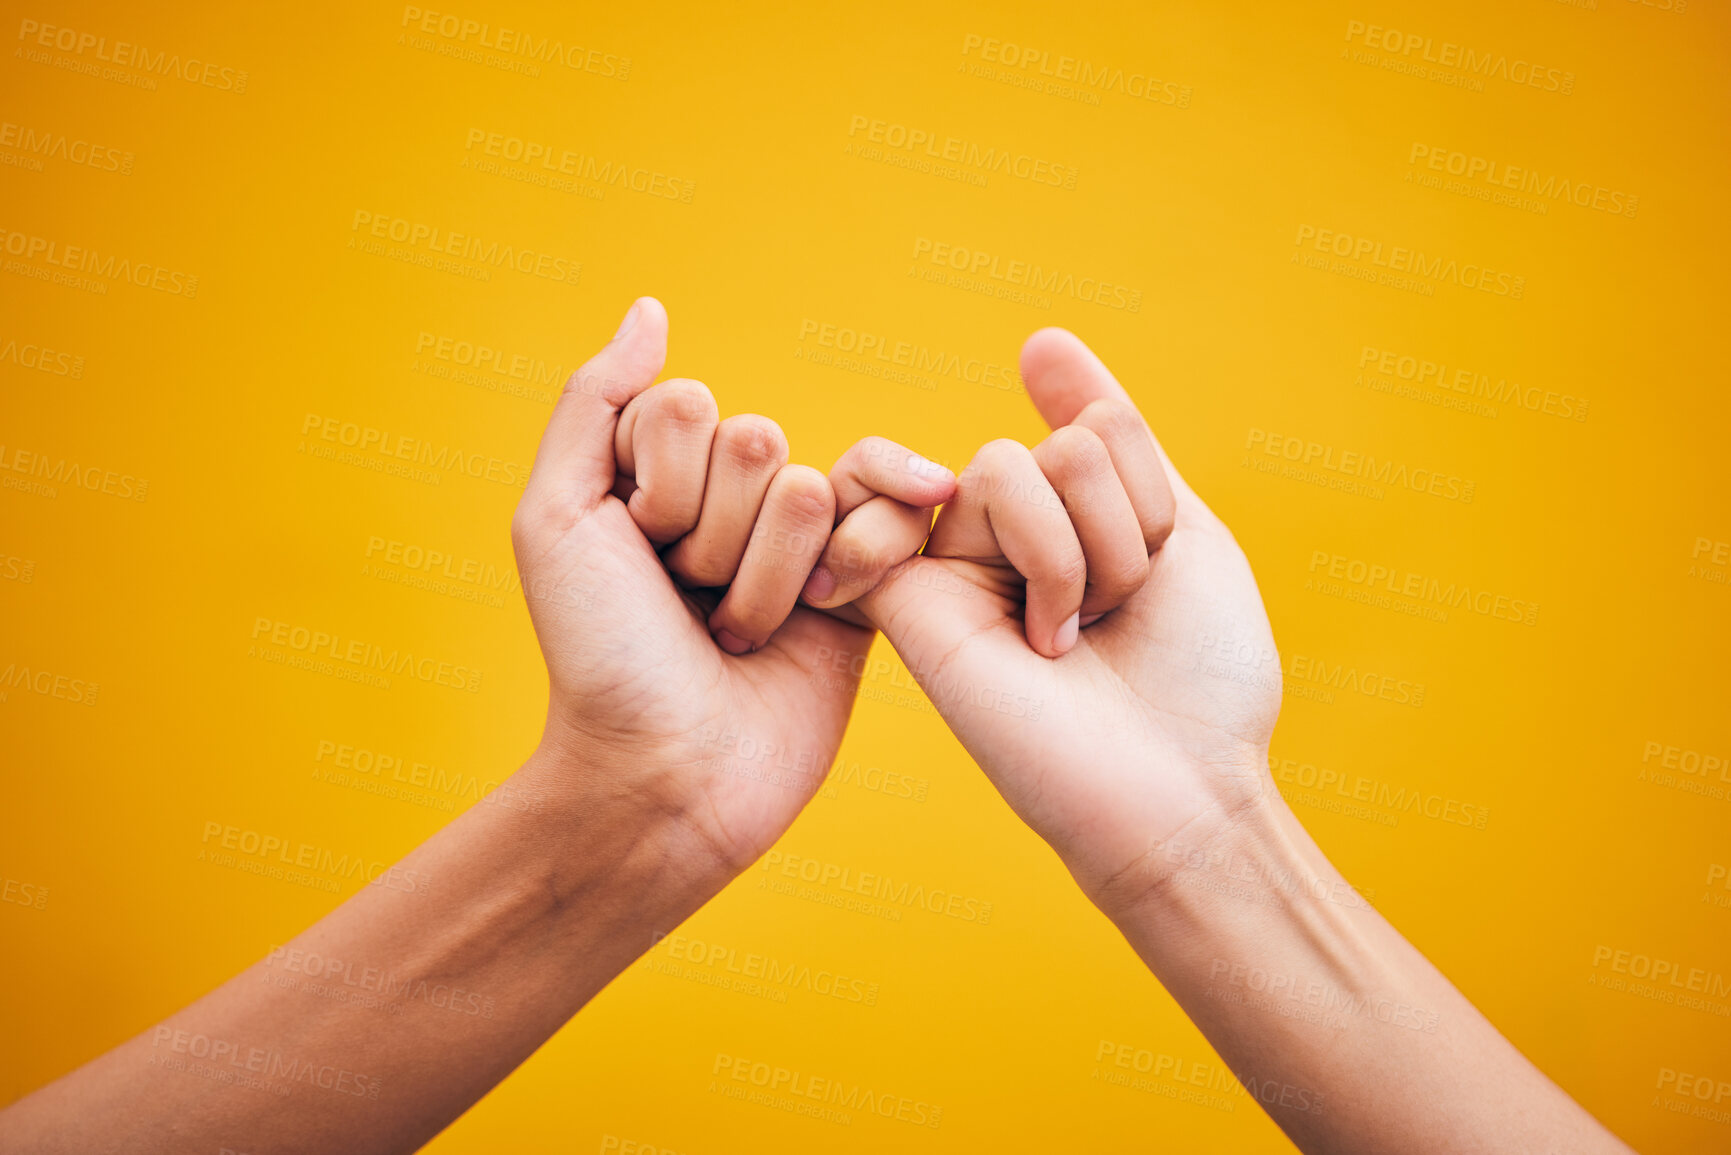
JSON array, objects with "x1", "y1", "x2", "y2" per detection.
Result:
[{"x1": 3, "y1": 1, "x2": 1729, "y2": 1151}]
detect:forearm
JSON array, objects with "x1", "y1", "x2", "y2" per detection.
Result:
[
  {"x1": 1101, "y1": 789, "x2": 1631, "y2": 1155},
  {"x1": 0, "y1": 745, "x2": 730, "y2": 1155}
]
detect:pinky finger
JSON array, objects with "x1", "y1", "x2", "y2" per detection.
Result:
[
  {"x1": 802, "y1": 496, "x2": 933, "y2": 610},
  {"x1": 829, "y1": 437, "x2": 956, "y2": 515}
]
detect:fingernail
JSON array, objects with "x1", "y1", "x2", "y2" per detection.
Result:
[
  {"x1": 802, "y1": 566, "x2": 837, "y2": 605},
  {"x1": 1054, "y1": 612, "x2": 1080, "y2": 655},
  {"x1": 1079, "y1": 613, "x2": 1105, "y2": 628},
  {"x1": 613, "y1": 300, "x2": 640, "y2": 340},
  {"x1": 904, "y1": 453, "x2": 953, "y2": 481},
  {"x1": 714, "y1": 628, "x2": 753, "y2": 655}
]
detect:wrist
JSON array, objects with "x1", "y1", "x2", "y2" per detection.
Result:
[
  {"x1": 511, "y1": 733, "x2": 741, "y2": 921},
  {"x1": 1083, "y1": 772, "x2": 1310, "y2": 928}
]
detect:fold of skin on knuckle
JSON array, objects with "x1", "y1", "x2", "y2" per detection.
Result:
[
  {"x1": 648, "y1": 377, "x2": 719, "y2": 428},
  {"x1": 1043, "y1": 548, "x2": 1089, "y2": 600},
  {"x1": 1076, "y1": 396, "x2": 1141, "y2": 439},
  {"x1": 668, "y1": 541, "x2": 730, "y2": 588},
  {"x1": 1044, "y1": 424, "x2": 1110, "y2": 477},
  {"x1": 718, "y1": 592, "x2": 782, "y2": 642},
  {"x1": 1040, "y1": 428, "x2": 1113, "y2": 518},
  {"x1": 513, "y1": 488, "x2": 588, "y2": 556},
  {"x1": 633, "y1": 490, "x2": 698, "y2": 542},
  {"x1": 625, "y1": 382, "x2": 715, "y2": 467},
  {"x1": 569, "y1": 364, "x2": 641, "y2": 408},
  {"x1": 1083, "y1": 548, "x2": 1149, "y2": 609},
  {"x1": 716, "y1": 414, "x2": 788, "y2": 474},
  {"x1": 773, "y1": 465, "x2": 836, "y2": 525},
  {"x1": 1076, "y1": 398, "x2": 1171, "y2": 537},
  {"x1": 971, "y1": 437, "x2": 1030, "y2": 480}
]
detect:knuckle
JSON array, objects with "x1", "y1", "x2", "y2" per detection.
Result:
[
  {"x1": 667, "y1": 541, "x2": 732, "y2": 587},
  {"x1": 648, "y1": 378, "x2": 719, "y2": 428},
  {"x1": 1094, "y1": 549, "x2": 1151, "y2": 598},
  {"x1": 515, "y1": 492, "x2": 575, "y2": 541},
  {"x1": 1043, "y1": 548, "x2": 1089, "y2": 593},
  {"x1": 772, "y1": 465, "x2": 836, "y2": 525},
  {"x1": 963, "y1": 439, "x2": 1034, "y2": 498},
  {"x1": 631, "y1": 493, "x2": 697, "y2": 542},
  {"x1": 1041, "y1": 425, "x2": 1110, "y2": 479},
  {"x1": 973, "y1": 437, "x2": 1031, "y2": 472},
  {"x1": 718, "y1": 594, "x2": 781, "y2": 640},
  {"x1": 717, "y1": 414, "x2": 788, "y2": 472},
  {"x1": 1078, "y1": 397, "x2": 1144, "y2": 442}
]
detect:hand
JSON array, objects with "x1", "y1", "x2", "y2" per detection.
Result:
[
  {"x1": 513, "y1": 298, "x2": 956, "y2": 876},
  {"x1": 856, "y1": 328, "x2": 1283, "y2": 910}
]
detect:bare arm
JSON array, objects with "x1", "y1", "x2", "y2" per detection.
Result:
[
  {"x1": 0, "y1": 747, "x2": 727, "y2": 1154},
  {"x1": 1103, "y1": 791, "x2": 1627, "y2": 1153},
  {"x1": 0, "y1": 298, "x2": 954, "y2": 1154},
  {"x1": 854, "y1": 325, "x2": 1633, "y2": 1154}
]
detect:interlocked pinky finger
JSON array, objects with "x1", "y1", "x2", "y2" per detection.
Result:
[{"x1": 802, "y1": 496, "x2": 934, "y2": 610}]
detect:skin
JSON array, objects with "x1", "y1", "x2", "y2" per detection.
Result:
[
  {"x1": 855, "y1": 327, "x2": 1636, "y2": 1155},
  {"x1": 0, "y1": 299, "x2": 954, "y2": 1154},
  {"x1": 0, "y1": 302, "x2": 1635, "y2": 1154}
]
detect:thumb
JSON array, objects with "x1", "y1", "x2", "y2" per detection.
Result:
[
  {"x1": 1019, "y1": 325, "x2": 1208, "y2": 516},
  {"x1": 1018, "y1": 326, "x2": 1134, "y2": 430},
  {"x1": 523, "y1": 296, "x2": 668, "y2": 512}
]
